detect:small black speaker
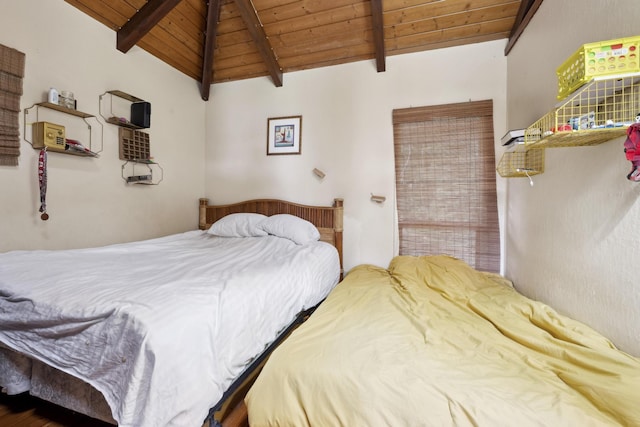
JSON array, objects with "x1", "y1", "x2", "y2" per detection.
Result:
[{"x1": 131, "y1": 101, "x2": 151, "y2": 129}]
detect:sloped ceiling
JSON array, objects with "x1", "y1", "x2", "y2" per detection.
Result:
[{"x1": 64, "y1": 0, "x2": 542, "y2": 100}]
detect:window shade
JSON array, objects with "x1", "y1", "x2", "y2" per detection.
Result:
[{"x1": 393, "y1": 100, "x2": 500, "y2": 273}]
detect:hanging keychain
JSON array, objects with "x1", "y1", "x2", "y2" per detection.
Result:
[{"x1": 38, "y1": 148, "x2": 49, "y2": 220}]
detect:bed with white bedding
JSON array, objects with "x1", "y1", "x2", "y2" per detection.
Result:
[{"x1": 0, "y1": 197, "x2": 344, "y2": 427}]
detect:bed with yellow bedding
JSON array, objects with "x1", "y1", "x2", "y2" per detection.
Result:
[{"x1": 246, "y1": 255, "x2": 640, "y2": 426}]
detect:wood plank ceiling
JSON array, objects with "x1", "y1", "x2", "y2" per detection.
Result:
[{"x1": 64, "y1": 0, "x2": 542, "y2": 100}]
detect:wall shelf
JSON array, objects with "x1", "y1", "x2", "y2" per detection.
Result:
[
  {"x1": 119, "y1": 127, "x2": 150, "y2": 160},
  {"x1": 497, "y1": 148, "x2": 545, "y2": 178},
  {"x1": 498, "y1": 73, "x2": 640, "y2": 179},
  {"x1": 121, "y1": 160, "x2": 163, "y2": 185},
  {"x1": 35, "y1": 102, "x2": 94, "y2": 118},
  {"x1": 525, "y1": 127, "x2": 627, "y2": 149},
  {"x1": 99, "y1": 90, "x2": 147, "y2": 129},
  {"x1": 23, "y1": 102, "x2": 103, "y2": 156},
  {"x1": 525, "y1": 73, "x2": 640, "y2": 149},
  {"x1": 102, "y1": 90, "x2": 162, "y2": 185}
]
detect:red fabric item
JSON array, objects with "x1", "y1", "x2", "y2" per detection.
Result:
[{"x1": 624, "y1": 123, "x2": 640, "y2": 162}]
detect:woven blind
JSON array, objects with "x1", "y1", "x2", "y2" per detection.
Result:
[
  {"x1": 393, "y1": 100, "x2": 500, "y2": 273},
  {"x1": 0, "y1": 44, "x2": 25, "y2": 166}
]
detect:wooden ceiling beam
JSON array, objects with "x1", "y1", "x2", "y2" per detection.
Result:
[
  {"x1": 370, "y1": 0, "x2": 386, "y2": 72},
  {"x1": 200, "y1": 0, "x2": 222, "y2": 101},
  {"x1": 233, "y1": 0, "x2": 283, "y2": 87},
  {"x1": 117, "y1": 0, "x2": 184, "y2": 53},
  {"x1": 504, "y1": 0, "x2": 544, "y2": 55}
]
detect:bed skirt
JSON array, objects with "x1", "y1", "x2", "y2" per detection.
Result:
[{"x1": 0, "y1": 345, "x2": 115, "y2": 424}]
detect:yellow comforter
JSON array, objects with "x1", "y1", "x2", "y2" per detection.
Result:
[{"x1": 246, "y1": 256, "x2": 640, "y2": 426}]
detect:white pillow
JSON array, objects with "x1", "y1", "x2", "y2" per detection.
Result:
[
  {"x1": 207, "y1": 213, "x2": 268, "y2": 237},
  {"x1": 258, "y1": 214, "x2": 320, "y2": 245}
]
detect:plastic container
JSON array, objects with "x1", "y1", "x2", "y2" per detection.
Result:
[
  {"x1": 48, "y1": 87, "x2": 59, "y2": 104},
  {"x1": 556, "y1": 35, "x2": 640, "y2": 99}
]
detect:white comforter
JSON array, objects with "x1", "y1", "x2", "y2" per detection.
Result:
[{"x1": 0, "y1": 231, "x2": 340, "y2": 427}]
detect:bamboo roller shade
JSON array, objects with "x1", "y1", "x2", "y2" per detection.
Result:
[
  {"x1": 0, "y1": 44, "x2": 25, "y2": 166},
  {"x1": 393, "y1": 100, "x2": 500, "y2": 273}
]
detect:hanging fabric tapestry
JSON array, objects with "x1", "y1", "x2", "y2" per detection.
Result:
[{"x1": 0, "y1": 43, "x2": 25, "y2": 166}]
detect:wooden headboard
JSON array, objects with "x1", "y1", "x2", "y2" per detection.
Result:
[{"x1": 199, "y1": 198, "x2": 344, "y2": 273}]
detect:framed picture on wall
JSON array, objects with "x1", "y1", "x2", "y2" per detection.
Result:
[{"x1": 267, "y1": 115, "x2": 302, "y2": 155}]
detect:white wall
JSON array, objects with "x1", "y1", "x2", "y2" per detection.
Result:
[
  {"x1": 205, "y1": 40, "x2": 508, "y2": 272},
  {"x1": 506, "y1": 0, "x2": 640, "y2": 355},
  {"x1": 0, "y1": 0, "x2": 206, "y2": 252}
]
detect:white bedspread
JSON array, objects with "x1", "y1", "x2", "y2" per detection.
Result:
[{"x1": 0, "y1": 231, "x2": 340, "y2": 427}]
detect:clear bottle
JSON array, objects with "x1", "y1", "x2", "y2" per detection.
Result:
[{"x1": 48, "y1": 87, "x2": 59, "y2": 105}]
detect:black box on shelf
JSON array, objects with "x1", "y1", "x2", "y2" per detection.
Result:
[{"x1": 131, "y1": 101, "x2": 151, "y2": 128}]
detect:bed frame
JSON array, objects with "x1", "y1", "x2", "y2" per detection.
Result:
[{"x1": 0, "y1": 198, "x2": 344, "y2": 427}]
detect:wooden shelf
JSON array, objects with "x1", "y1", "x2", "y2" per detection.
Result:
[
  {"x1": 106, "y1": 90, "x2": 144, "y2": 103},
  {"x1": 35, "y1": 102, "x2": 94, "y2": 119},
  {"x1": 106, "y1": 116, "x2": 144, "y2": 129}
]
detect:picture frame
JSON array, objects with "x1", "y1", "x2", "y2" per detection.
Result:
[{"x1": 267, "y1": 115, "x2": 302, "y2": 155}]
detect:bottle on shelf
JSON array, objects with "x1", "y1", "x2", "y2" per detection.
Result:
[{"x1": 48, "y1": 87, "x2": 59, "y2": 105}]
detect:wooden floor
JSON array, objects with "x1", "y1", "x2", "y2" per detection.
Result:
[
  {"x1": 0, "y1": 392, "x2": 249, "y2": 427},
  {"x1": 0, "y1": 392, "x2": 113, "y2": 427}
]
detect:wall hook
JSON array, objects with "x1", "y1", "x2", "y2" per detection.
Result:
[
  {"x1": 312, "y1": 168, "x2": 326, "y2": 179},
  {"x1": 517, "y1": 168, "x2": 534, "y2": 187}
]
